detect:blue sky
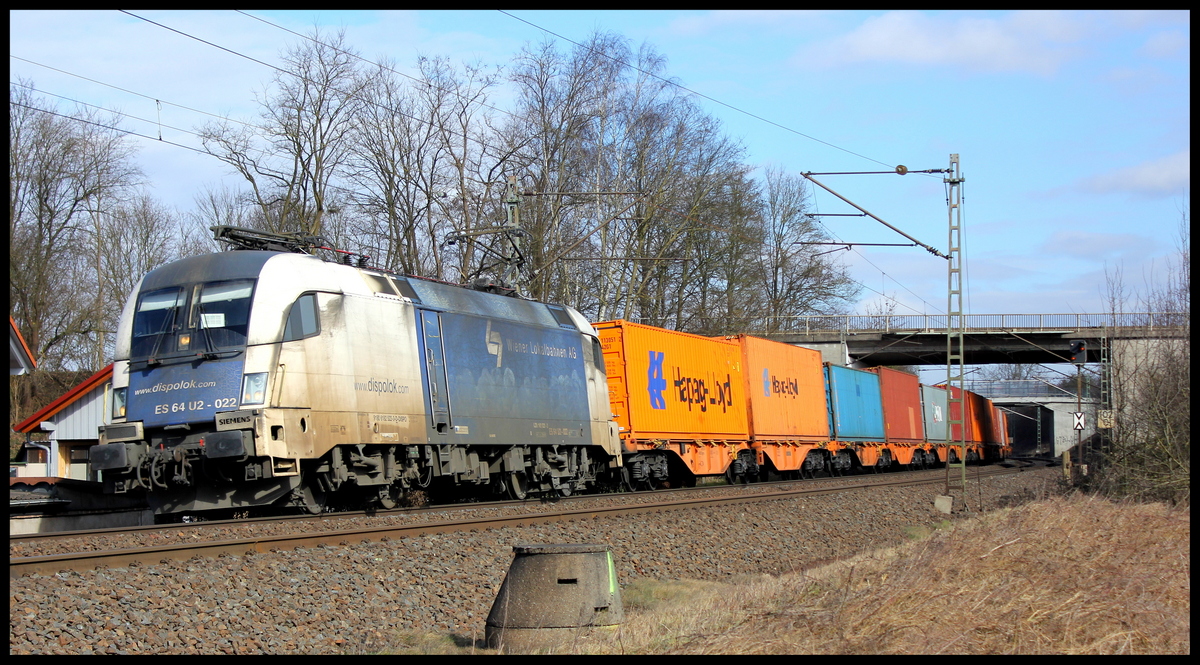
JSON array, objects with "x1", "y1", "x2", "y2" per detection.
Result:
[{"x1": 10, "y1": 10, "x2": 1190, "y2": 319}]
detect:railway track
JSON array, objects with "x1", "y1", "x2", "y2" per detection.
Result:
[{"x1": 10, "y1": 460, "x2": 1040, "y2": 578}]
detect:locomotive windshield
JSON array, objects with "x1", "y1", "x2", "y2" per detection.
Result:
[{"x1": 130, "y1": 279, "x2": 255, "y2": 359}]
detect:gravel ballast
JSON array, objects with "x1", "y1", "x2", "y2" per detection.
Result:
[{"x1": 9, "y1": 467, "x2": 1060, "y2": 654}]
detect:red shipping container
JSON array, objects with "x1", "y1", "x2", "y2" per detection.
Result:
[{"x1": 866, "y1": 366, "x2": 925, "y2": 444}]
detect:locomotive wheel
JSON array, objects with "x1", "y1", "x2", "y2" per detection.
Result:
[
  {"x1": 507, "y1": 472, "x2": 529, "y2": 500},
  {"x1": 377, "y1": 484, "x2": 401, "y2": 510},
  {"x1": 298, "y1": 480, "x2": 327, "y2": 515}
]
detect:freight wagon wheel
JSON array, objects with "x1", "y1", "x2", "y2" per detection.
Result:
[
  {"x1": 507, "y1": 471, "x2": 529, "y2": 500},
  {"x1": 725, "y1": 465, "x2": 747, "y2": 486}
]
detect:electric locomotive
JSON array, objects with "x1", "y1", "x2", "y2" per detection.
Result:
[{"x1": 89, "y1": 226, "x2": 622, "y2": 517}]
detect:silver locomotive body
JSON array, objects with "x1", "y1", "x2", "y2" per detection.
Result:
[{"x1": 91, "y1": 249, "x2": 620, "y2": 516}]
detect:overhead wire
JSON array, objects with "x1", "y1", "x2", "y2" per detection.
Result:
[
  {"x1": 10, "y1": 55, "x2": 259, "y2": 131},
  {"x1": 496, "y1": 10, "x2": 953, "y2": 314},
  {"x1": 10, "y1": 79, "x2": 215, "y2": 146},
  {"x1": 17, "y1": 10, "x2": 954, "y2": 313},
  {"x1": 10, "y1": 100, "x2": 210, "y2": 157},
  {"x1": 807, "y1": 194, "x2": 946, "y2": 316},
  {"x1": 498, "y1": 9, "x2": 912, "y2": 174}
]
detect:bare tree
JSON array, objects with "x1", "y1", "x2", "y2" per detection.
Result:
[
  {"x1": 1091, "y1": 211, "x2": 1189, "y2": 504},
  {"x1": 343, "y1": 57, "x2": 497, "y2": 279},
  {"x1": 502, "y1": 34, "x2": 627, "y2": 301},
  {"x1": 198, "y1": 28, "x2": 367, "y2": 238},
  {"x1": 187, "y1": 184, "x2": 250, "y2": 251},
  {"x1": 415, "y1": 57, "x2": 507, "y2": 285},
  {"x1": 755, "y1": 165, "x2": 859, "y2": 331},
  {"x1": 9, "y1": 80, "x2": 141, "y2": 371},
  {"x1": 95, "y1": 195, "x2": 187, "y2": 359}
]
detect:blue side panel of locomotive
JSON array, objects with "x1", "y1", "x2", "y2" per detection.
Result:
[{"x1": 405, "y1": 278, "x2": 592, "y2": 447}]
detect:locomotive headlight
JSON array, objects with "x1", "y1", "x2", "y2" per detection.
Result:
[
  {"x1": 241, "y1": 373, "x2": 269, "y2": 406},
  {"x1": 112, "y1": 387, "x2": 128, "y2": 419}
]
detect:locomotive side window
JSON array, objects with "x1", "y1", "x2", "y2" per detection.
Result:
[
  {"x1": 592, "y1": 337, "x2": 605, "y2": 374},
  {"x1": 193, "y1": 279, "x2": 255, "y2": 349},
  {"x1": 131, "y1": 287, "x2": 185, "y2": 357},
  {"x1": 391, "y1": 276, "x2": 422, "y2": 303},
  {"x1": 362, "y1": 273, "x2": 397, "y2": 296},
  {"x1": 283, "y1": 293, "x2": 320, "y2": 341},
  {"x1": 546, "y1": 304, "x2": 577, "y2": 330}
]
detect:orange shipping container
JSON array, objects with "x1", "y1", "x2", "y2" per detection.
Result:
[
  {"x1": 725, "y1": 335, "x2": 828, "y2": 441},
  {"x1": 595, "y1": 320, "x2": 749, "y2": 442}
]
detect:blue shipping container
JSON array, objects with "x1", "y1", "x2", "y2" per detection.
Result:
[{"x1": 824, "y1": 364, "x2": 885, "y2": 441}]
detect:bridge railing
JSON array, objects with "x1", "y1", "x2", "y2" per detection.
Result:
[
  {"x1": 964, "y1": 379, "x2": 1099, "y2": 399},
  {"x1": 630, "y1": 312, "x2": 1184, "y2": 335}
]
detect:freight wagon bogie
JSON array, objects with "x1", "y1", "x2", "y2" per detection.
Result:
[
  {"x1": 753, "y1": 444, "x2": 831, "y2": 481},
  {"x1": 621, "y1": 450, "x2": 696, "y2": 490}
]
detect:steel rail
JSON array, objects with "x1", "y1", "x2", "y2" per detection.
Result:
[
  {"x1": 10, "y1": 457, "x2": 994, "y2": 543},
  {"x1": 10, "y1": 463, "x2": 1035, "y2": 578}
]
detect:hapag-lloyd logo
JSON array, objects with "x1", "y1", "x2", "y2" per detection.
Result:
[
  {"x1": 648, "y1": 351, "x2": 667, "y2": 409},
  {"x1": 762, "y1": 368, "x2": 801, "y2": 398},
  {"x1": 647, "y1": 350, "x2": 734, "y2": 413}
]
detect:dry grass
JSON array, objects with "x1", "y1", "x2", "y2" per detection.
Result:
[{"x1": 391, "y1": 493, "x2": 1189, "y2": 655}]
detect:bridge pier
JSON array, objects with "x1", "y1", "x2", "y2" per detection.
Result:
[{"x1": 792, "y1": 341, "x2": 851, "y2": 367}]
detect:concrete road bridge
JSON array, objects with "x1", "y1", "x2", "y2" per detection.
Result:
[{"x1": 718, "y1": 312, "x2": 1187, "y2": 367}]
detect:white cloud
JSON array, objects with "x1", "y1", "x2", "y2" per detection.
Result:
[
  {"x1": 798, "y1": 10, "x2": 1089, "y2": 75},
  {"x1": 666, "y1": 10, "x2": 828, "y2": 37},
  {"x1": 1076, "y1": 150, "x2": 1190, "y2": 199},
  {"x1": 1036, "y1": 230, "x2": 1159, "y2": 262},
  {"x1": 1138, "y1": 29, "x2": 1188, "y2": 59}
]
